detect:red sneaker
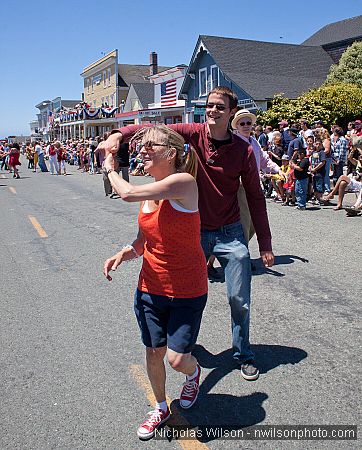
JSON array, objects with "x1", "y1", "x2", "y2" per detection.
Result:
[
  {"x1": 137, "y1": 408, "x2": 170, "y2": 440},
  {"x1": 179, "y1": 363, "x2": 201, "y2": 409}
]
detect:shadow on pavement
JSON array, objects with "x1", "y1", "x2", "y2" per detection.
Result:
[
  {"x1": 163, "y1": 344, "x2": 307, "y2": 442},
  {"x1": 169, "y1": 391, "x2": 268, "y2": 442},
  {"x1": 251, "y1": 254, "x2": 309, "y2": 276},
  {"x1": 209, "y1": 254, "x2": 309, "y2": 280}
]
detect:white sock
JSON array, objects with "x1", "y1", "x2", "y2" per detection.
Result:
[
  {"x1": 186, "y1": 366, "x2": 199, "y2": 381},
  {"x1": 155, "y1": 401, "x2": 168, "y2": 412}
]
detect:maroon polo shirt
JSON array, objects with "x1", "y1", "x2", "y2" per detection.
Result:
[{"x1": 113, "y1": 122, "x2": 272, "y2": 252}]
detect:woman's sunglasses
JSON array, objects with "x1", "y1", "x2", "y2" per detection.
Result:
[{"x1": 238, "y1": 121, "x2": 252, "y2": 126}]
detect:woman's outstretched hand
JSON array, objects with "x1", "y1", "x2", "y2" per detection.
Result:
[
  {"x1": 103, "y1": 246, "x2": 139, "y2": 281},
  {"x1": 103, "y1": 252, "x2": 123, "y2": 281}
]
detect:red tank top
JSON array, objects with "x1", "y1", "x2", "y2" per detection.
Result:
[{"x1": 138, "y1": 200, "x2": 207, "y2": 298}]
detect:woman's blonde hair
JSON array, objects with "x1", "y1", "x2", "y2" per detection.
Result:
[
  {"x1": 130, "y1": 125, "x2": 198, "y2": 178},
  {"x1": 320, "y1": 128, "x2": 331, "y2": 141}
]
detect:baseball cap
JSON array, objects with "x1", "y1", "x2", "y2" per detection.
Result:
[
  {"x1": 282, "y1": 154, "x2": 290, "y2": 160},
  {"x1": 278, "y1": 120, "x2": 289, "y2": 126}
]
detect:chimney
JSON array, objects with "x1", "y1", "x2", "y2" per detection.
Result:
[{"x1": 150, "y1": 51, "x2": 158, "y2": 76}]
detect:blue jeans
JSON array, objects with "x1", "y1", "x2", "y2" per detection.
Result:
[
  {"x1": 323, "y1": 157, "x2": 332, "y2": 193},
  {"x1": 201, "y1": 222, "x2": 253, "y2": 363},
  {"x1": 333, "y1": 161, "x2": 344, "y2": 185},
  {"x1": 295, "y1": 178, "x2": 308, "y2": 207}
]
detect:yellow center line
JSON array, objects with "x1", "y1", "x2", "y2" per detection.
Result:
[
  {"x1": 28, "y1": 215, "x2": 48, "y2": 238},
  {"x1": 9, "y1": 186, "x2": 16, "y2": 194},
  {"x1": 129, "y1": 364, "x2": 208, "y2": 450}
]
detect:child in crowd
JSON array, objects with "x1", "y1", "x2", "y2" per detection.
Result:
[
  {"x1": 290, "y1": 149, "x2": 310, "y2": 210},
  {"x1": 282, "y1": 156, "x2": 295, "y2": 206},
  {"x1": 270, "y1": 154, "x2": 289, "y2": 202},
  {"x1": 310, "y1": 138, "x2": 326, "y2": 205},
  {"x1": 305, "y1": 136, "x2": 315, "y2": 157}
]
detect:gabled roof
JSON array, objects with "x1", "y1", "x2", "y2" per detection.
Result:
[
  {"x1": 118, "y1": 64, "x2": 171, "y2": 87},
  {"x1": 131, "y1": 83, "x2": 154, "y2": 108},
  {"x1": 302, "y1": 15, "x2": 362, "y2": 46},
  {"x1": 194, "y1": 35, "x2": 334, "y2": 100},
  {"x1": 61, "y1": 100, "x2": 81, "y2": 108}
]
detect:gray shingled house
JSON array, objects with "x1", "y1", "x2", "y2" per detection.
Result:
[
  {"x1": 179, "y1": 15, "x2": 362, "y2": 121},
  {"x1": 302, "y1": 15, "x2": 362, "y2": 63}
]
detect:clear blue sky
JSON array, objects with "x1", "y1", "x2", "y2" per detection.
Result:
[{"x1": 0, "y1": 0, "x2": 361, "y2": 138}]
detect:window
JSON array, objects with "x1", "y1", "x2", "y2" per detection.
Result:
[
  {"x1": 87, "y1": 79, "x2": 90, "y2": 93},
  {"x1": 103, "y1": 71, "x2": 107, "y2": 87},
  {"x1": 105, "y1": 96, "x2": 109, "y2": 106},
  {"x1": 199, "y1": 68, "x2": 207, "y2": 97},
  {"x1": 93, "y1": 100, "x2": 96, "y2": 107},
  {"x1": 110, "y1": 94, "x2": 115, "y2": 107},
  {"x1": 108, "y1": 68, "x2": 111, "y2": 86},
  {"x1": 91, "y1": 79, "x2": 94, "y2": 93},
  {"x1": 211, "y1": 65, "x2": 219, "y2": 90}
]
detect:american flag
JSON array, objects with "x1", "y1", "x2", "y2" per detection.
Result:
[{"x1": 160, "y1": 79, "x2": 177, "y2": 107}]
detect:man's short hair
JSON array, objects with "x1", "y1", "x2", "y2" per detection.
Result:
[{"x1": 206, "y1": 86, "x2": 238, "y2": 110}]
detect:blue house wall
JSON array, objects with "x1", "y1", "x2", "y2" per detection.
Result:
[{"x1": 184, "y1": 50, "x2": 253, "y2": 109}]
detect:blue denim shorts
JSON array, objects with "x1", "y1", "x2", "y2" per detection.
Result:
[{"x1": 134, "y1": 289, "x2": 207, "y2": 354}]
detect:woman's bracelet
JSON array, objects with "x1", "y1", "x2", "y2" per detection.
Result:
[{"x1": 122, "y1": 244, "x2": 140, "y2": 259}]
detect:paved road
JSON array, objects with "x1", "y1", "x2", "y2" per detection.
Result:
[{"x1": 0, "y1": 160, "x2": 360, "y2": 449}]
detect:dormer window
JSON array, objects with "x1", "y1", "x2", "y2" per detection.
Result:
[
  {"x1": 199, "y1": 68, "x2": 207, "y2": 97},
  {"x1": 211, "y1": 65, "x2": 219, "y2": 90}
]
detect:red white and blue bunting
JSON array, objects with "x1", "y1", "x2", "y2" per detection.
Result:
[
  {"x1": 57, "y1": 107, "x2": 119, "y2": 122},
  {"x1": 83, "y1": 108, "x2": 100, "y2": 119},
  {"x1": 101, "y1": 107, "x2": 118, "y2": 117}
]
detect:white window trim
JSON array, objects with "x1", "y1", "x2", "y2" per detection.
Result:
[
  {"x1": 108, "y1": 68, "x2": 111, "y2": 86},
  {"x1": 103, "y1": 71, "x2": 107, "y2": 87},
  {"x1": 199, "y1": 68, "x2": 207, "y2": 97},
  {"x1": 210, "y1": 65, "x2": 219, "y2": 90}
]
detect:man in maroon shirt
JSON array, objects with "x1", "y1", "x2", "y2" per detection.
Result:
[{"x1": 103, "y1": 86, "x2": 274, "y2": 381}]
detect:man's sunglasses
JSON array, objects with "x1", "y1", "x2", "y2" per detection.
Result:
[
  {"x1": 205, "y1": 103, "x2": 227, "y2": 111},
  {"x1": 238, "y1": 121, "x2": 252, "y2": 126}
]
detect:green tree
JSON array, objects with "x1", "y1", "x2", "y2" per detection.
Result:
[
  {"x1": 326, "y1": 41, "x2": 362, "y2": 88},
  {"x1": 258, "y1": 83, "x2": 362, "y2": 129}
]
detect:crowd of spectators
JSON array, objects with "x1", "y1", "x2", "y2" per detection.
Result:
[
  {"x1": 254, "y1": 118, "x2": 362, "y2": 214},
  {"x1": 1, "y1": 118, "x2": 361, "y2": 215}
]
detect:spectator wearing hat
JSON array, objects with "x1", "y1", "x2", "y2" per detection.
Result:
[
  {"x1": 331, "y1": 127, "x2": 348, "y2": 185},
  {"x1": 287, "y1": 126, "x2": 304, "y2": 160},
  {"x1": 287, "y1": 125, "x2": 304, "y2": 160},
  {"x1": 232, "y1": 109, "x2": 285, "y2": 238}
]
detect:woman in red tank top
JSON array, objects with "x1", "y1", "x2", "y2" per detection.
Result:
[{"x1": 102, "y1": 125, "x2": 207, "y2": 440}]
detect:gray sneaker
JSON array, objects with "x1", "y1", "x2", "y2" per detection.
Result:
[{"x1": 240, "y1": 360, "x2": 259, "y2": 381}]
